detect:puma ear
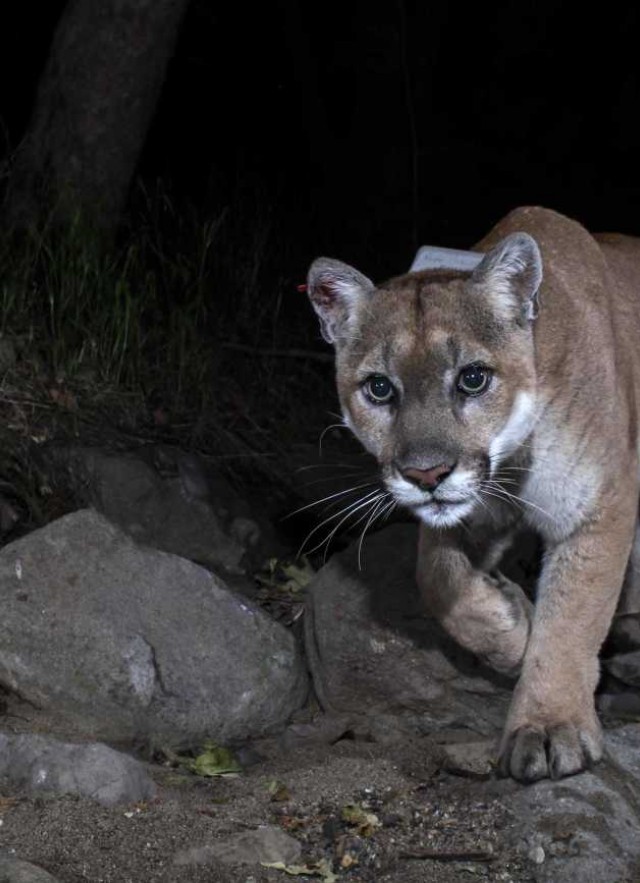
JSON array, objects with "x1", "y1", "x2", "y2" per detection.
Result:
[
  {"x1": 307, "y1": 257, "x2": 374, "y2": 344},
  {"x1": 470, "y1": 232, "x2": 542, "y2": 324}
]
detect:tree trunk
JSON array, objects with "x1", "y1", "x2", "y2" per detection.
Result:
[{"x1": 5, "y1": 0, "x2": 190, "y2": 239}]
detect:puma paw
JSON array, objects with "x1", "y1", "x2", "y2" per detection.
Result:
[{"x1": 498, "y1": 720, "x2": 603, "y2": 782}]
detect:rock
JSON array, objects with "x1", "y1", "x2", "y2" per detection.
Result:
[
  {"x1": 439, "y1": 738, "x2": 496, "y2": 779},
  {"x1": 0, "y1": 509, "x2": 307, "y2": 745},
  {"x1": 618, "y1": 529, "x2": 640, "y2": 616},
  {"x1": 0, "y1": 858, "x2": 61, "y2": 883},
  {"x1": 527, "y1": 844, "x2": 546, "y2": 864},
  {"x1": 604, "y1": 721, "x2": 640, "y2": 776},
  {"x1": 597, "y1": 690, "x2": 640, "y2": 719},
  {"x1": 282, "y1": 714, "x2": 355, "y2": 750},
  {"x1": 304, "y1": 523, "x2": 511, "y2": 738},
  {"x1": 607, "y1": 613, "x2": 640, "y2": 652},
  {"x1": 0, "y1": 733, "x2": 155, "y2": 806},
  {"x1": 505, "y1": 727, "x2": 640, "y2": 882},
  {"x1": 602, "y1": 649, "x2": 640, "y2": 687},
  {"x1": 43, "y1": 445, "x2": 274, "y2": 576},
  {"x1": 174, "y1": 826, "x2": 302, "y2": 867}
]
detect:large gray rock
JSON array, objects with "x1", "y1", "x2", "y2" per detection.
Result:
[
  {"x1": 603, "y1": 648, "x2": 640, "y2": 686},
  {"x1": 504, "y1": 726, "x2": 640, "y2": 881},
  {"x1": 304, "y1": 523, "x2": 511, "y2": 737},
  {"x1": 0, "y1": 733, "x2": 155, "y2": 806},
  {"x1": 0, "y1": 858, "x2": 61, "y2": 883},
  {"x1": 44, "y1": 445, "x2": 272, "y2": 576},
  {"x1": 0, "y1": 510, "x2": 307, "y2": 744}
]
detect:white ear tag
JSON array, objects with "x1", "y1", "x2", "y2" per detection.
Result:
[{"x1": 409, "y1": 245, "x2": 484, "y2": 273}]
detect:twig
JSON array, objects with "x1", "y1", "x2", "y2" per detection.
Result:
[
  {"x1": 0, "y1": 395, "x2": 57, "y2": 409},
  {"x1": 400, "y1": 849, "x2": 495, "y2": 863},
  {"x1": 221, "y1": 342, "x2": 333, "y2": 364}
]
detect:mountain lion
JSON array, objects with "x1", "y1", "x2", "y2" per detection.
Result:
[{"x1": 306, "y1": 206, "x2": 640, "y2": 782}]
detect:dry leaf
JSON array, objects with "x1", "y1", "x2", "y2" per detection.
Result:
[
  {"x1": 341, "y1": 803, "x2": 381, "y2": 837},
  {"x1": 262, "y1": 858, "x2": 337, "y2": 882}
]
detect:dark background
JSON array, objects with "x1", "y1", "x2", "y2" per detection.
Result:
[{"x1": 2, "y1": 0, "x2": 640, "y2": 284}]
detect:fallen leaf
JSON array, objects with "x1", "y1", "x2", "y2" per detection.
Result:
[
  {"x1": 176, "y1": 740, "x2": 241, "y2": 777},
  {"x1": 256, "y1": 556, "x2": 315, "y2": 596},
  {"x1": 266, "y1": 779, "x2": 292, "y2": 802},
  {"x1": 341, "y1": 803, "x2": 381, "y2": 837},
  {"x1": 280, "y1": 558, "x2": 315, "y2": 590},
  {"x1": 262, "y1": 858, "x2": 337, "y2": 882}
]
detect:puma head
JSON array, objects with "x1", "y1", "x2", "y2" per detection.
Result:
[{"x1": 307, "y1": 233, "x2": 542, "y2": 528}]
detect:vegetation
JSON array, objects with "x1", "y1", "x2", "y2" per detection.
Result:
[{"x1": 0, "y1": 183, "x2": 339, "y2": 534}]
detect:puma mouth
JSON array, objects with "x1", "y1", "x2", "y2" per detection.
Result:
[
  {"x1": 386, "y1": 468, "x2": 478, "y2": 516},
  {"x1": 386, "y1": 475, "x2": 475, "y2": 525},
  {"x1": 415, "y1": 498, "x2": 475, "y2": 528}
]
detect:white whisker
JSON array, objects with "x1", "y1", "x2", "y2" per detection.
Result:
[
  {"x1": 480, "y1": 481, "x2": 556, "y2": 523},
  {"x1": 298, "y1": 489, "x2": 382, "y2": 558},
  {"x1": 318, "y1": 422, "x2": 347, "y2": 453},
  {"x1": 295, "y1": 462, "x2": 372, "y2": 473},
  {"x1": 317, "y1": 492, "x2": 388, "y2": 561},
  {"x1": 357, "y1": 493, "x2": 391, "y2": 569},
  {"x1": 381, "y1": 499, "x2": 396, "y2": 523},
  {"x1": 285, "y1": 480, "x2": 379, "y2": 519},
  {"x1": 299, "y1": 471, "x2": 377, "y2": 490}
]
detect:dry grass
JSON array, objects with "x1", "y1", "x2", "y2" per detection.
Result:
[{"x1": 0, "y1": 183, "x2": 338, "y2": 539}]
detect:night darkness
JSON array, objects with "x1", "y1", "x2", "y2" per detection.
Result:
[{"x1": 3, "y1": 2, "x2": 640, "y2": 293}]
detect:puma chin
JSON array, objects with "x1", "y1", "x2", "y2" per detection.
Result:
[{"x1": 307, "y1": 206, "x2": 640, "y2": 784}]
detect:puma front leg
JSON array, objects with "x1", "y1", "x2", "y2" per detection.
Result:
[
  {"x1": 499, "y1": 484, "x2": 637, "y2": 782},
  {"x1": 417, "y1": 525, "x2": 533, "y2": 676}
]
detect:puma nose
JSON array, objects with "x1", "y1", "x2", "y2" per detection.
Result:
[{"x1": 402, "y1": 463, "x2": 454, "y2": 491}]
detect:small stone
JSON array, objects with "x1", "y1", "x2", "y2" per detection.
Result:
[
  {"x1": 335, "y1": 833, "x2": 365, "y2": 868},
  {"x1": 440, "y1": 740, "x2": 496, "y2": 779},
  {"x1": 528, "y1": 844, "x2": 545, "y2": 864},
  {"x1": 381, "y1": 811, "x2": 407, "y2": 828},
  {"x1": 174, "y1": 826, "x2": 302, "y2": 867},
  {"x1": 282, "y1": 714, "x2": 353, "y2": 749}
]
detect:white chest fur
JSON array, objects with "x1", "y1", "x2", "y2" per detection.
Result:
[{"x1": 519, "y1": 432, "x2": 600, "y2": 543}]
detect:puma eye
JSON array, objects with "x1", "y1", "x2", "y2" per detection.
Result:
[
  {"x1": 364, "y1": 374, "x2": 395, "y2": 404},
  {"x1": 457, "y1": 364, "x2": 492, "y2": 396}
]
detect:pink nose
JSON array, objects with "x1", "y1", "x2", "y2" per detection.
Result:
[{"x1": 402, "y1": 463, "x2": 453, "y2": 491}]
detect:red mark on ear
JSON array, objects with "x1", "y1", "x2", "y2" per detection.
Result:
[{"x1": 297, "y1": 283, "x2": 308, "y2": 292}]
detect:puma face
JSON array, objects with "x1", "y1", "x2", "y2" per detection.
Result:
[{"x1": 307, "y1": 234, "x2": 542, "y2": 528}]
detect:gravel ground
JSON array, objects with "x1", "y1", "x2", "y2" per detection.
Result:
[{"x1": 0, "y1": 726, "x2": 536, "y2": 883}]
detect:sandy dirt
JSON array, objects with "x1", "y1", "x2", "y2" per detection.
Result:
[{"x1": 0, "y1": 716, "x2": 538, "y2": 883}]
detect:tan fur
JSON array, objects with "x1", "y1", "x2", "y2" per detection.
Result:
[{"x1": 307, "y1": 207, "x2": 640, "y2": 782}]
